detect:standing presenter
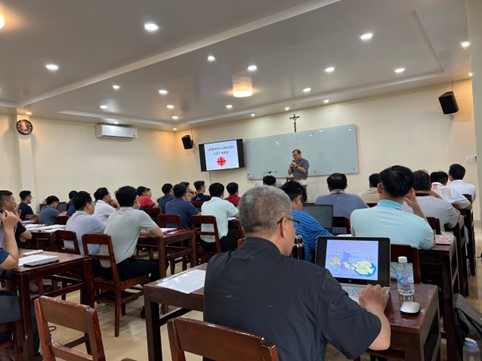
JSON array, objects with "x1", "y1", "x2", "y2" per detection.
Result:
[{"x1": 288, "y1": 149, "x2": 309, "y2": 180}]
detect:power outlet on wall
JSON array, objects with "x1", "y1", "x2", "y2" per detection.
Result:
[{"x1": 465, "y1": 155, "x2": 477, "y2": 164}]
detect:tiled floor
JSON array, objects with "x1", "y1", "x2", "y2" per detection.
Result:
[{"x1": 54, "y1": 229, "x2": 482, "y2": 361}]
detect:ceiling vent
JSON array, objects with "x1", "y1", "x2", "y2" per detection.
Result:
[{"x1": 95, "y1": 124, "x2": 137, "y2": 139}]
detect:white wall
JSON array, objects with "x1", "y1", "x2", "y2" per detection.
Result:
[{"x1": 1, "y1": 79, "x2": 478, "y2": 219}]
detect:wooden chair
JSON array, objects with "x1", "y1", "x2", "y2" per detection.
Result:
[
  {"x1": 82, "y1": 234, "x2": 148, "y2": 337},
  {"x1": 158, "y1": 214, "x2": 184, "y2": 229},
  {"x1": 332, "y1": 216, "x2": 351, "y2": 235},
  {"x1": 391, "y1": 244, "x2": 422, "y2": 283},
  {"x1": 0, "y1": 321, "x2": 23, "y2": 360},
  {"x1": 55, "y1": 215, "x2": 69, "y2": 225},
  {"x1": 191, "y1": 201, "x2": 204, "y2": 211},
  {"x1": 144, "y1": 207, "x2": 161, "y2": 224},
  {"x1": 54, "y1": 230, "x2": 80, "y2": 254},
  {"x1": 167, "y1": 317, "x2": 280, "y2": 361},
  {"x1": 34, "y1": 296, "x2": 135, "y2": 361},
  {"x1": 157, "y1": 214, "x2": 191, "y2": 273},
  {"x1": 191, "y1": 215, "x2": 222, "y2": 262},
  {"x1": 426, "y1": 216, "x2": 442, "y2": 235}
]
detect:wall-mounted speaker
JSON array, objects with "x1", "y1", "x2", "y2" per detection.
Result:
[
  {"x1": 438, "y1": 91, "x2": 459, "y2": 114},
  {"x1": 181, "y1": 135, "x2": 193, "y2": 149}
]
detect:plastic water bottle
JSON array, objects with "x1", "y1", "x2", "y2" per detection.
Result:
[
  {"x1": 463, "y1": 338, "x2": 481, "y2": 361},
  {"x1": 396, "y1": 256, "x2": 415, "y2": 296}
]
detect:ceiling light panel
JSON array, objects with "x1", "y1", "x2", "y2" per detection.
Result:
[
  {"x1": 324, "y1": 66, "x2": 335, "y2": 73},
  {"x1": 144, "y1": 23, "x2": 159, "y2": 32},
  {"x1": 45, "y1": 64, "x2": 59, "y2": 71}
]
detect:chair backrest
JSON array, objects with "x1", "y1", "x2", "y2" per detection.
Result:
[
  {"x1": 82, "y1": 234, "x2": 121, "y2": 283},
  {"x1": 144, "y1": 208, "x2": 161, "y2": 223},
  {"x1": 55, "y1": 230, "x2": 80, "y2": 254},
  {"x1": 34, "y1": 295, "x2": 106, "y2": 361},
  {"x1": 426, "y1": 217, "x2": 441, "y2": 235},
  {"x1": 55, "y1": 215, "x2": 70, "y2": 225},
  {"x1": 158, "y1": 214, "x2": 184, "y2": 229},
  {"x1": 191, "y1": 215, "x2": 221, "y2": 253},
  {"x1": 331, "y1": 217, "x2": 351, "y2": 234},
  {"x1": 463, "y1": 194, "x2": 473, "y2": 203},
  {"x1": 391, "y1": 244, "x2": 422, "y2": 283},
  {"x1": 191, "y1": 201, "x2": 204, "y2": 211},
  {"x1": 367, "y1": 203, "x2": 377, "y2": 208},
  {"x1": 168, "y1": 317, "x2": 280, "y2": 361}
]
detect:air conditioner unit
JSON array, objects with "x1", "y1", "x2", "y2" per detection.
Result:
[{"x1": 95, "y1": 124, "x2": 137, "y2": 139}]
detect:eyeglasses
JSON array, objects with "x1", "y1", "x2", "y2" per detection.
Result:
[{"x1": 277, "y1": 217, "x2": 300, "y2": 226}]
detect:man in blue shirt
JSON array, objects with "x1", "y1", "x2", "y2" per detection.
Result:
[
  {"x1": 157, "y1": 183, "x2": 175, "y2": 213},
  {"x1": 165, "y1": 183, "x2": 200, "y2": 229},
  {"x1": 38, "y1": 195, "x2": 60, "y2": 225},
  {"x1": 281, "y1": 181, "x2": 332, "y2": 262}
]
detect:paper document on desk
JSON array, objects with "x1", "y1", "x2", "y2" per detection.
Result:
[
  {"x1": 435, "y1": 232, "x2": 455, "y2": 245},
  {"x1": 157, "y1": 269, "x2": 206, "y2": 293}
]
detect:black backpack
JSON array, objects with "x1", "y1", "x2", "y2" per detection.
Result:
[{"x1": 454, "y1": 293, "x2": 482, "y2": 356}]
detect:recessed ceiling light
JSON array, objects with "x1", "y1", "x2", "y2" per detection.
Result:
[
  {"x1": 284, "y1": 106, "x2": 290, "y2": 111},
  {"x1": 167, "y1": 104, "x2": 175, "y2": 109},
  {"x1": 207, "y1": 55, "x2": 216, "y2": 62},
  {"x1": 172, "y1": 116, "x2": 179, "y2": 120},
  {"x1": 144, "y1": 23, "x2": 159, "y2": 32},
  {"x1": 247, "y1": 65, "x2": 257, "y2": 72},
  {"x1": 325, "y1": 66, "x2": 335, "y2": 73},
  {"x1": 303, "y1": 87, "x2": 311, "y2": 93},
  {"x1": 26, "y1": 111, "x2": 32, "y2": 115},
  {"x1": 324, "y1": 99, "x2": 330, "y2": 104},
  {"x1": 173, "y1": 127, "x2": 177, "y2": 131},
  {"x1": 250, "y1": 113, "x2": 255, "y2": 117},
  {"x1": 100, "y1": 105, "x2": 108, "y2": 110},
  {"x1": 226, "y1": 104, "x2": 233, "y2": 109},
  {"x1": 461, "y1": 41, "x2": 470, "y2": 49},
  {"x1": 158, "y1": 89, "x2": 168, "y2": 95},
  {"x1": 469, "y1": 72, "x2": 473, "y2": 77},
  {"x1": 394, "y1": 67, "x2": 405, "y2": 74},
  {"x1": 112, "y1": 85, "x2": 120, "y2": 90},
  {"x1": 45, "y1": 64, "x2": 59, "y2": 71},
  {"x1": 360, "y1": 32, "x2": 373, "y2": 41}
]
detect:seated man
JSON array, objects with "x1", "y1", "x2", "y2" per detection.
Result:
[
  {"x1": 93, "y1": 187, "x2": 117, "y2": 224},
  {"x1": 315, "y1": 173, "x2": 368, "y2": 234},
  {"x1": 38, "y1": 195, "x2": 60, "y2": 225},
  {"x1": 351, "y1": 165, "x2": 434, "y2": 250},
  {"x1": 204, "y1": 186, "x2": 390, "y2": 361},
  {"x1": 448, "y1": 163, "x2": 476, "y2": 201},
  {"x1": 0, "y1": 190, "x2": 32, "y2": 249},
  {"x1": 165, "y1": 183, "x2": 200, "y2": 229},
  {"x1": 431, "y1": 171, "x2": 471, "y2": 210},
  {"x1": 65, "y1": 191, "x2": 105, "y2": 255},
  {"x1": 192, "y1": 180, "x2": 211, "y2": 202},
  {"x1": 406, "y1": 170, "x2": 460, "y2": 230},
  {"x1": 200, "y1": 183, "x2": 239, "y2": 251},
  {"x1": 358, "y1": 173, "x2": 381, "y2": 204},
  {"x1": 18, "y1": 190, "x2": 36, "y2": 221},
  {"x1": 224, "y1": 182, "x2": 240, "y2": 206},
  {"x1": 136, "y1": 186, "x2": 157, "y2": 209},
  {"x1": 101, "y1": 186, "x2": 163, "y2": 289},
  {"x1": 262, "y1": 175, "x2": 277, "y2": 186},
  {"x1": 157, "y1": 183, "x2": 175, "y2": 213},
  {"x1": 280, "y1": 181, "x2": 332, "y2": 262},
  {"x1": 66, "y1": 190, "x2": 78, "y2": 216}
]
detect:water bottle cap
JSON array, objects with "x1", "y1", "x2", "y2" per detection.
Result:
[
  {"x1": 398, "y1": 256, "x2": 407, "y2": 263},
  {"x1": 464, "y1": 337, "x2": 478, "y2": 348}
]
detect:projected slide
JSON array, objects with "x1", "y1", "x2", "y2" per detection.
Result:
[{"x1": 204, "y1": 140, "x2": 240, "y2": 171}]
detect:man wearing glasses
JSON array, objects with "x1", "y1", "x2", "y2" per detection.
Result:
[{"x1": 204, "y1": 186, "x2": 390, "y2": 361}]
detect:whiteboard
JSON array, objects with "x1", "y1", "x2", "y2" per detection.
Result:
[{"x1": 245, "y1": 124, "x2": 358, "y2": 180}]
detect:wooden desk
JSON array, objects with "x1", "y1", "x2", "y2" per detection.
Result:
[
  {"x1": 420, "y1": 239, "x2": 459, "y2": 361},
  {"x1": 144, "y1": 264, "x2": 440, "y2": 361},
  {"x1": 9, "y1": 250, "x2": 93, "y2": 361}
]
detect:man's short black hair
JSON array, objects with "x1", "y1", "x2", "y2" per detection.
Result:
[
  {"x1": 430, "y1": 171, "x2": 449, "y2": 185},
  {"x1": 136, "y1": 186, "x2": 149, "y2": 196},
  {"x1": 209, "y1": 183, "x2": 224, "y2": 198},
  {"x1": 161, "y1": 183, "x2": 173, "y2": 194},
  {"x1": 380, "y1": 165, "x2": 414, "y2": 198},
  {"x1": 369, "y1": 173, "x2": 381, "y2": 188},
  {"x1": 19, "y1": 190, "x2": 31, "y2": 201},
  {"x1": 93, "y1": 187, "x2": 109, "y2": 201},
  {"x1": 226, "y1": 182, "x2": 238, "y2": 195},
  {"x1": 193, "y1": 181, "x2": 205, "y2": 192},
  {"x1": 280, "y1": 181, "x2": 307, "y2": 202},
  {"x1": 449, "y1": 163, "x2": 466, "y2": 180},
  {"x1": 0, "y1": 190, "x2": 13, "y2": 208},
  {"x1": 173, "y1": 183, "x2": 188, "y2": 198},
  {"x1": 68, "y1": 190, "x2": 78, "y2": 200},
  {"x1": 116, "y1": 186, "x2": 137, "y2": 207},
  {"x1": 263, "y1": 175, "x2": 276, "y2": 186},
  {"x1": 181, "y1": 181, "x2": 190, "y2": 188},
  {"x1": 72, "y1": 191, "x2": 93, "y2": 210},
  {"x1": 327, "y1": 173, "x2": 347, "y2": 190},
  {"x1": 412, "y1": 170, "x2": 431, "y2": 191},
  {"x1": 45, "y1": 195, "x2": 60, "y2": 205}
]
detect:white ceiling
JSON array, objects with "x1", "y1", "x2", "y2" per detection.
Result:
[{"x1": 0, "y1": 0, "x2": 471, "y2": 130}]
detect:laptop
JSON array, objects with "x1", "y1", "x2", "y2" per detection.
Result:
[
  {"x1": 315, "y1": 236, "x2": 391, "y2": 303},
  {"x1": 19, "y1": 254, "x2": 60, "y2": 267},
  {"x1": 303, "y1": 204, "x2": 333, "y2": 232}
]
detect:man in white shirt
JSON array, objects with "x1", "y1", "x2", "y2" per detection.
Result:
[
  {"x1": 430, "y1": 171, "x2": 471, "y2": 210},
  {"x1": 200, "y1": 183, "x2": 239, "y2": 252},
  {"x1": 93, "y1": 187, "x2": 118, "y2": 224},
  {"x1": 448, "y1": 163, "x2": 476, "y2": 201}
]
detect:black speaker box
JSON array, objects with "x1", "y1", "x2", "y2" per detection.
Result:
[
  {"x1": 181, "y1": 135, "x2": 193, "y2": 149},
  {"x1": 438, "y1": 91, "x2": 459, "y2": 114}
]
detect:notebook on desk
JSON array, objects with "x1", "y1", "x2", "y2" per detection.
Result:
[
  {"x1": 315, "y1": 236, "x2": 391, "y2": 303},
  {"x1": 19, "y1": 254, "x2": 60, "y2": 267}
]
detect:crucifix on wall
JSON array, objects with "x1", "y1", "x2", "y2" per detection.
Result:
[{"x1": 289, "y1": 113, "x2": 300, "y2": 132}]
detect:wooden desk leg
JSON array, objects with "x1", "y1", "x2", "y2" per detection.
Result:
[
  {"x1": 19, "y1": 273, "x2": 34, "y2": 361},
  {"x1": 441, "y1": 253, "x2": 457, "y2": 361},
  {"x1": 403, "y1": 336, "x2": 423, "y2": 361},
  {"x1": 158, "y1": 240, "x2": 169, "y2": 315},
  {"x1": 190, "y1": 233, "x2": 198, "y2": 268},
  {"x1": 81, "y1": 258, "x2": 94, "y2": 307},
  {"x1": 145, "y1": 297, "x2": 162, "y2": 361}
]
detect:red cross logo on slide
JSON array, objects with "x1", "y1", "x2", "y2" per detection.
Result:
[{"x1": 217, "y1": 157, "x2": 227, "y2": 167}]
